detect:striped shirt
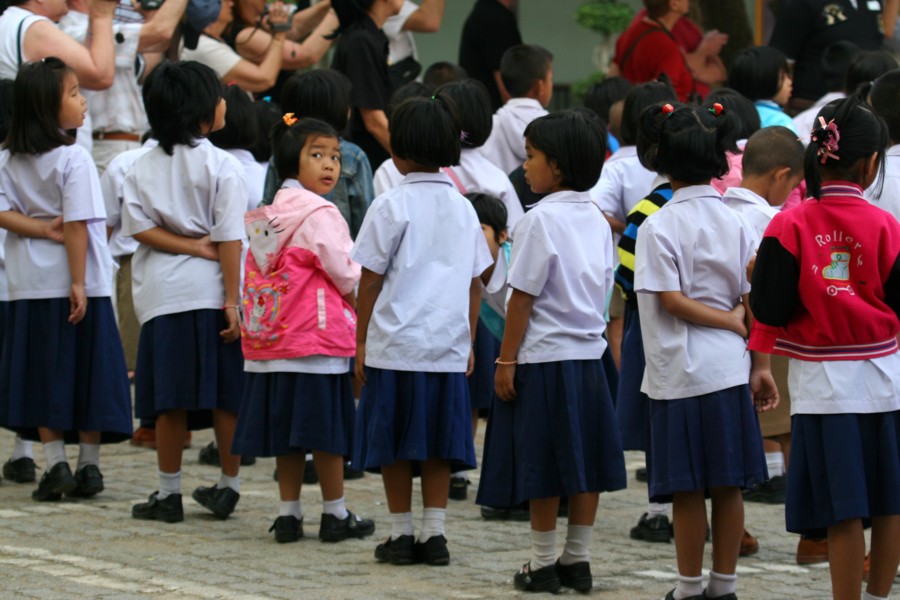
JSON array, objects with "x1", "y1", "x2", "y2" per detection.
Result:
[{"x1": 615, "y1": 182, "x2": 673, "y2": 306}]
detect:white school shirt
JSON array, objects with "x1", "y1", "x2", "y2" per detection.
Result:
[
  {"x1": 589, "y1": 146, "x2": 657, "y2": 226},
  {"x1": 0, "y1": 144, "x2": 112, "y2": 299},
  {"x1": 479, "y1": 98, "x2": 548, "y2": 176},
  {"x1": 373, "y1": 158, "x2": 403, "y2": 196},
  {"x1": 121, "y1": 138, "x2": 247, "y2": 324},
  {"x1": 509, "y1": 190, "x2": 613, "y2": 363},
  {"x1": 634, "y1": 185, "x2": 755, "y2": 400},
  {"x1": 483, "y1": 242, "x2": 509, "y2": 318},
  {"x1": 101, "y1": 139, "x2": 158, "y2": 262},
  {"x1": 382, "y1": 0, "x2": 418, "y2": 64},
  {"x1": 352, "y1": 171, "x2": 493, "y2": 372},
  {"x1": 453, "y1": 147, "x2": 524, "y2": 231},
  {"x1": 225, "y1": 148, "x2": 266, "y2": 211},
  {"x1": 722, "y1": 186, "x2": 780, "y2": 245},
  {"x1": 866, "y1": 145, "x2": 900, "y2": 223}
]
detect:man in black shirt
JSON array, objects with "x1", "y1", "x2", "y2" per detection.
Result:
[{"x1": 458, "y1": 0, "x2": 522, "y2": 111}]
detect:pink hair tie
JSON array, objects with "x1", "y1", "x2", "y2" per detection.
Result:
[{"x1": 811, "y1": 116, "x2": 840, "y2": 164}]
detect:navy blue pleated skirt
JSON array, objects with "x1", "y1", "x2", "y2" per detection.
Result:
[
  {"x1": 476, "y1": 359, "x2": 627, "y2": 508},
  {"x1": 0, "y1": 298, "x2": 132, "y2": 443},
  {"x1": 786, "y1": 411, "x2": 900, "y2": 535},
  {"x1": 233, "y1": 370, "x2": 355, "y2": 457},
  {"x1": 647, "y1": 385, "x2": 767, "y2": 503},
  {"x1": 134, "y1": 309, "x2": 244, "y2": 431},
  {"x1": 352, "y1": 367, "x2": 476, "y2": 473},
  {"x1": 468, "y1": 318, "x2": 501, "y2": 411},
  {"x1": 616, "y1": 304, "x2": 648, "y2": 450}
]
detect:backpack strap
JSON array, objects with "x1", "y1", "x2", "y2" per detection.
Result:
[{"x1": 441, "y1": 166, "x2": 468, "y2": 195}]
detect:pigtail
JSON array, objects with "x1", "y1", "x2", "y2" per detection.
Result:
[
  {"x1": 636, "y1": 102, "x2": 673, "y2": 173},
  {"x1": 709, "y1": 103, "x2": 742, "y2": 167}
]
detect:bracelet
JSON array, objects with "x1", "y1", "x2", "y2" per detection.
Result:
[
  {"x1": 495, "y1": 358, "x2": 517, "y2": 366},
  {"x1": 223, "y1": 304, "x2": 240, "y2": 311},
  {"x1": 270, "y1": 22, "x2": 292, "y2": 33}
]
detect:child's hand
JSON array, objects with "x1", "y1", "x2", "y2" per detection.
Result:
[
  {"x1": 69, "y1": 283, "x2": 87, "y2": 324},
  {"x1": 495, "y1": 363, "x2": 516, "y2": 402},
  {"x1": 466, "y1": 347, "x2": 474, "y2": 377},
  {"x1": 195, "y1": 235, "x2": 219, "y2": 261},
  {"x1": 265, "y1": 1, "x2": 291, "y2": 31},
  {"x1": 354, "y1": 344, "x2": 366, "y2": 385},
  {"x1": 750, "y1": 368, "x2": 780, "y2": 412},
  {"x1": 219, "y1": 307, "x2": 241, "y2": 342},
  {"x1": 44, "y1": 216, "x2": 64, "y2": 243},
  {"x1": 731, "y1": 303, "x2": 749, "y2": 338},
  {"x1": 745, "y1": 252, "x2": 757, "y2": 284}
]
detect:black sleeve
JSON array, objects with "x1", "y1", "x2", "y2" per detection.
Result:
[
  {"x1": 884, "y1": 250, "x2": 900, "y2": 319},
  {"x1": 750, "y1": 236, "x2": 800, "y2": 327},
  {"x1": 337, "y1": 33, "x2": 391, "y2": 111},
  {"x1": 481, "y1": 16, "x2": 522, "y2": 72},
  {"x1": 768, "y1": 0, "x2": 813, "y2": 60}
]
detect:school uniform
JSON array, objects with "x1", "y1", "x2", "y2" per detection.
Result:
[
  {"x1": 755, "y1": 100, "x2": 798, "y2": 133},
  {"x1": 121, "y1": 138, "x2": 247, "y2": 430},
  {"x1": 479, "y1": 98, "x2": 548, "y2": 176},
  {"x1": 225, "y1": 148, "x2": 267, "y2": 212},
  {"x1": 476, "y1": 190, "x2": 627, "y2": 508},
  {"x1": 0, "y1": 144, "x2": 131, "y2": 443},
  {"x1": 373, "y1": 158, "x2": 402, "y2": 197},
  {"x1": 350, "y1": 171, "x2": 493, "y2": 472},
  {"x1": 590, "y1": 146, "x2": 657, "y2": 229},
  {"x1": 635, "y1": 184, "x2": 766, "y2": 503},
  {"x1": 750, "y1": 181, "x2": 900, "y2": 535},
  {"x1": 793, "y1": 92, "x2": 845, "y2": 143},
  {"x1": 453, "y1": 147, "x2": 524, "y2": 231},
  {"x1": 866, "y1": 144, "x2": 900, "y2": 222}
]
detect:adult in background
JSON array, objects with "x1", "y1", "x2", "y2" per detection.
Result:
[
  {"x1": 458, "y1": 0, "x2": 521, "y2": 111},
  {"x1": 382, "y1": 0, "x2": 444, "y2": 89}
]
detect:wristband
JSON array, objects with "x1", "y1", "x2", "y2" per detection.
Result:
[{"x1": 270, "y1": 22, "x2": 292, "y2": 33}]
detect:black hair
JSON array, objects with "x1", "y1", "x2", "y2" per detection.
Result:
[
  {"x1": 584, "y1": 76, "x2": 633, "y2": 124},
  {"x1": 870, "y1": 69, "x2": 900, "y2": 145},
  {"x1": 386, "y1": 80, "x2": 434, "y2": 122},
  {"x1": 423, "y1": 61, "x2": 468, "y2": 88},
  {"x1": 390, "y1": 96, "x2": 461, "y2": 168},
  {"x1": 280, "y1": 69, "x2": 351, "y2": 131},
  {"x1": 327, "y1": 0, "x2": 373, "y2": 38},
  {"x1": 208, "y1": 84, "x2": 258, "y2": 152},
  {"x1": 434, "y1": 79, "x2": 492, "y2": 148},
  {"x1": 0, "y1": 78, "x2": 15, "y2": 143},
  {"x1": 499, "y1": 44, "x2": 553, "y2": 98},
  {"x1": 142, "y1": 60, "x2": 223, "y2": 155},
  {"x1": 805, "y1": 95, "x2": 888, "y2": 199},
  {"x1": 5, "y1": 57, "x2": 75, "y2": 155},
  {"x1": 821, "y1": 41, "x2": 860, "y2": 92},
  {"x1": 250, "y1": 98, "x2": 282, "y2": 162},
  {"x1": 845, "y1": 50, "x2": 898, "y2": 99},
  {"x1": 620, "y1": 77, "x2": 677, "y2": 146},
  {"x1": 524, "y1": 110, "x2": 606, "y2": 192},
  {"x1": 637, "y1": 103, "x2": 738, "y2": 184},
  {"x1": 466, "y1": 192, "x2": 507, "y2": 242},
  {"x1": 728, "y1": 46, "x2": 790, "y2": 101},
  {"x1": 741, "y1": 126, "x2": 805, "y2": 177},
  {"x1": 272, "y1": 117, "x2": 340, "y2": 181},
  {"x1": 703, "y1": 87, "x2": 760, "y2": 150}
]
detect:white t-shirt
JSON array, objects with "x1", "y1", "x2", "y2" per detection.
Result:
[
  {"x1": 480, "y1": 98, "x2": 548, "y2": 176},
  {"x1": 352, "y1": 171, "x2": 493, "y2": 372},
  {"x1": 866, "y1": 145, "x2": 900, "y2": 223},
  {"x1": 722, "y1": 186, "x2": 780, "y2": 245},
  {"x1": 121, "y1": 138, "x2": 247, "y2": 324},
  {"x1": 382, "y1": 0, "x2": 418, "y2": 64},
  {"x1": 635, "y1": 185, "x2": 755, "y2": 400},
  {"x1": 101, "y1": 139, "x2": 158, "y2": 261},
  {"x1": 0, "y1": 145, "x2": 112, "y2": 299},
  {"x1": 0, "y1": 6, "x2": 47, "y2": 79},
  {"x1": 180, "y1": 35, "x2": 242, "y2": 80},
  {"x1": 590, "y1": 146, "x2": 657, "y2": 226},
  {"x1": 508, "y1": 190, "x2": 613, "y2": 363}
]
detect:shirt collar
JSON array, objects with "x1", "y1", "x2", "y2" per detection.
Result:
[
  {"x1": 722, "y1": 186, "x2": 769, "y2": 207},
  {"x1": 755, "y1": 100, "x2": 781, "y2": 110},
  {"x1": 530, "y1": 189, "x2": 593, "y2": 209},
  {"x1": 667, "y1": 184, "x2": 722, "y2": 207},
  {"x1": 399, "y1": 171, "x2": 454, "y2": 186},
  {"x1": 281, "y1": 178, "x2": 305, "y2": 190},
  {"x1": 505, "y1": 97, "x2": 545, "y2": 111}
]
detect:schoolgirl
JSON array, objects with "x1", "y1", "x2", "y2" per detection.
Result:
[
  {"x1": 232, "y1": 116, "x2": 375, "y2": 544},
  {"x1": 0, "y1": 58, "x2": 132, "y2": 500},
  {"x1": 633, "y1": 102, "x2": 774, "y2": 600},
  {"x1": 123, "y1": 61, "x2": 247, "y2": 523},
  {"x1": 352, "y1": 96, "x2": 492, "y2": 566},
  {"x1": 750, "y1": 95, "x2": 900, "y2": 600},
  {"x1": 728, "y1": 46, "x2": 796, "y2": 133},
  {"x1": 476, "y1": 110, "x2": 627, "y2": 593}
]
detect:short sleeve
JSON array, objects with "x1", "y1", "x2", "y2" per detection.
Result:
[
  {"x1": 61, "y1": 148, "x2": 105, "y2": 223},
  {"x1": 121, "y1": 167, "x2": 155, "y2": 236},
  {"x1": 634, "y1": 217, "x2": 681, "y2": 293},
  {"x1": 210, "y1": 156, "x2": 249, "y2": 242},
  {"x1": 507, "y1": 215, "x2": 553, "y2": 296},
  {"x1": 182, "y1": 36, "x2": 242, "y2": 80},
  {"x1": 472, "y1": 216, "x2": 493, "y2": 279},
  {"x1": 381, "y1": 0, "x2": 417, "y2": 38},
  {"x1": 590, "y1": 161, "x2": 626, "y2": 223},
  {"x1": 351, "y1": 196, "x2": 406, "y2": 274},
  {"x1": 100, "y1": 160, "x2": 124, "y2": 228}
]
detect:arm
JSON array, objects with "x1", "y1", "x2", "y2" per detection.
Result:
[
  {"x1": 218, "y1": 240, "x2": 242, "y2": 342},
  {"x1": 235, "y1": 10, "x2": 337, "y2": 70},
  {"x1": 0, "y1": 212, "x2": 64, "y2": 242},
  {"x1": 467, "y1": 276, "x2": 480, "y2": 376},
  {"x1": 354, "y1": 267, "x2": 385, "y2": 385},
  {"x1": 223, "y1": 36, "x2": 286, "y2": 92},
  {"x1": 402, "y1": 0, "x2": 445, "y2": 33},
  {"x1": 64, "y1": 220, "x2": 88, "y2": 324},
  {"x1": 133, "y1": 227, "x2": 218, "y2": 260},
  {"x1": 886, "y1": 0, "x2": 899, "y2": 38},
  {"x1": 492, "y1": 70, "x2": 510, "y2": 105},
  {"x1": 290, "y1": 0, "x2": 330, "y2": 39},
  {"x1": 494, "y1": 288, "x2": 535, "y2": 402},
  {"x1": 604, "y1": 213, "x2": 626, "y2": 236},
  {"x1": 742, "y1": 292, "x2": 779, "y2": 412},
  {"x1": 137, "y1": 0, "x2": 188, "y2": 52},
  {"x1": 749, "y1": 236, "x2": 800, "y2": 327},
  {"x1": 658, "y1": 290, "x2": 748, "y2": 337},
  {"x1": 360, "y1": 109, "x2": 391, "y2": 155}
]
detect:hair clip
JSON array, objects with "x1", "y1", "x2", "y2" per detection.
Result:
[
  {"x1": 282, "y1": 112, "x2": 298, "y2": 127},
  {"x1": 811, "y1": 116, "x2": 840, "y2": 164},
  {"x1": 460, "y1": 130, "x2": 469, "y2": 143},
  {"x1": 709, "y1": 103, "x2": 724, "y2": 116},
  {"x1": 226, "y1": 80, "x2": 237, "y2": 87},
  {"x1": 661, "y1": 104, "x2": 674, "y2": 115}
]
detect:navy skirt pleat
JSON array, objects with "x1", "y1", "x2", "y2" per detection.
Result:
[
  {"x1": 233, "y1": 371, "x2": 355, "y2": 457},
  {"x1": 352, "y1": 368, "x2": 476, "y2": 473},
  {"x1": 647, "y1": 385, "x2": 767, "y2": 503},
  {"x1": 0, "y1": 298, "x2": 132, "y2": 443},
  {"x1": 476, "y1": 359, "x2": 627, "y2": 508},
  {"x1": 786, "y1": 411, "x2": 900, "y2": 535},
  {"x1": 616, "y1": 304, "x2": 649, "y2": 450},
  {"x1": 468, "y1": 318, "x2": 501, "y2": 411},
  {"x1": 134, "y1": 309, "x2": 244, "y2": 430}
]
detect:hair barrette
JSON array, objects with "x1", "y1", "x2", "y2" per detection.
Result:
[
  {"x1": 460, "y1": 130, "x2": 469, "y2": 143},
  {"x1": 226, "y1": 80, "x2": 237, "y2": 87},
  {"x1": 811, "y1": 116, "x2": 840, "y2": 164},
  {"x1": 282, "y1": 112, "x2": 298, "y2": 127},
  {"x1": 661, "y1": 104, "x2": 674, "y2": 115},
  {"x1": 709, "y1": 103, "x2": 724, "y2": 116}
]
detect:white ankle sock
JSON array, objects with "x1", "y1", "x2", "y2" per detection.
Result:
[
  {"x1": 77, "y1": 443, "x2": 100, "y2": 470},
  {"x1": 675, "y1": 574, "x2": 704, "y2": 600},
  {"x1": 11, "y1": 436, "x2": 33, "y2": 460},
  {"x1": 323, "y1": 497, "x2": 349, "y2": 520},
  {"x1": 43, "y1": 440, "x2": 66, "y2": 469},
  {"x1": 419, "y1": 507, "x2": 446, "y2": 542},
  {"x1": 530, "y1": 529, "x2": 557, "y2": 570},
  {"x1": 218, "y1": 473, "x2": 240, "y2": 493},
  {"x1": 862, "y1": 592, "x2": 888, "y2": 600},
  {"x1": 279, "y1": 500, "x2": 301, "y2": 519},
  {"x1": 158, "y1": 470, "x2": 181, "y2": 499},
  {"x1": 706, "y1": 571, "x2": 737, "y2": 598},
  {"x1": 559, "y1": 524, "x2": 592, "y2": 566},
  {"x1": 765, "y1": 452, "x2": 785, "y2": 478},
  {"x1": 388, "y1": 512, "x2": 414, "y2": 540},
  {"x1": 647, "y1": 502, "x2": 670, "y2": 518}
]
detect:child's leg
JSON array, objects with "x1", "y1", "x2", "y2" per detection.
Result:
[
  {"x1": 774, "y1": 433, "x2": 792, "y2": 471},
  {"x1": 672, "y1": 490, "x2": 707, "y2": 599},
  {"x1": 827, "y1": 517, "x2": 865, "y2": 600},
  {"x1": 382, "y1": 460, "x2": 414, "y2": 540},
  {"x1": 419, "y1": 457, "x2": 451, "y2": 542},
  {"x1": 313, "y1": 451, "x2": 344, "y2": 503},
  {"x1": 529, "y1": 497, "x2": 561, "y2": 569},
  {"x1": 866, "y1": 515, "x2": 900, "y2": 598},
  {"x1": 38, "y1": 427, "x2": 66, "y2": 467},
  {"x1": 275, "y1": 453, "x2": 304, "y2": 504},
  {"x1": 212, "y1": 409, "x2": 240, "y2": 479},
  {"x1": 11, "y1": 435, "x2": 33, "y2": 460},
  {"x1": 155, "y1": 410, "x2": 186, "y2": 475},
  {"x1": 76, "y1": 431, "x2": 101, "y2": 470},
  {"x1": 707, "y1": 486, "x2": 743, "y2": 599},
  {"x1": 560, "y1": 492, "x2": 599, "y2": 565}
]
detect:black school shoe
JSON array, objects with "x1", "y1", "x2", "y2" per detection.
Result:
[
  {"x1": 3, "y1": 456, "x2": 36, "y2": 483},
  {"x1": 132, "y1": 492, "x2": 184, "y2": 523},
  {"x1": 197, "y1": 442, "x2": 256, "y2": 467},
  {"x1": 703, "y1": 593, "x2": 738, "y2": 599},
  {"x1": 664, "y1": 589, "x2": 703, "y2": 600},
  {"x1": 269, "y1": 515, "x2": 304, "y2": 543},
  {"x1": 480, "y1": 505, "x2": 530, "y2": 521},
  {"x1": 513, "y1": 561, "x2": 561, "y2": 593},
  {"x1": 374, "y1": 535, "x2": 415, "y2": 565},
  {"x1": 414, "y1": 535, "x2": 450, "y2": 566},
  {"x1": 192, "y1": 484, "x2": 240, "y2": 519},
  {"x1": 630, "y1": 512, "x2": 673, "y2": 543},
  {"x1": 318, "y1": 511, "x2": 375, "y2": 542},
  {"x1": 449, "y1": 476, "x2": 469, "y2": 501},
  {"x1": 556, "y1": 560, "x2": 592, "y2": 592},
  {"x1": 32, "y1": 462, "x2": 77, "y2": 501},
  {"x1": 743, "y1": 475, "x2": 786, "y2": 504},
  {"x1": 67, "y1": 465, "x2": 104, "y2": 498}
]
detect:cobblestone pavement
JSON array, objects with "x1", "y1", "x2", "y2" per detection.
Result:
[{"x1": 0, "y1": 425, "x2": 863, "y2": 599}]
